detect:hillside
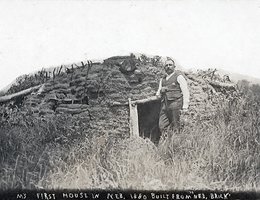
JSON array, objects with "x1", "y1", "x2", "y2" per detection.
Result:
[
  {"x1": 0, "y1": 54, "x2": 259, "y2": 191},
  {"x1": 216, "y1": 68, "x2": 260, "y2": 85}
]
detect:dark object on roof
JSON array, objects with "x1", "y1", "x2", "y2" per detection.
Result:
[
  {"x1": 119, "y1": 59, "x2": 139, "y2": 74},
  {"x1": 103, "y1": 55, "x2": 140, "y2": 74}
]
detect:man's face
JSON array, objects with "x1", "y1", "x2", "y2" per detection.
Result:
[{"x1": 164, "y1": 60, "x2": 176, "y2": 75}]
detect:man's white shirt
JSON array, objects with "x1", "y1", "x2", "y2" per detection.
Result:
[{"x1": 166, "y1": 72, "x2": 190, "y2": 109}]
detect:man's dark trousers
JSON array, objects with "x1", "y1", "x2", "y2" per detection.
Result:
[{"x1": 159, "y1": 98, "x2": 183, "y2": 134}]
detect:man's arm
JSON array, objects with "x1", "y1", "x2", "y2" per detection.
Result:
[{"x1": 177, "y1": 75, "x2": 190, "y2": 109}]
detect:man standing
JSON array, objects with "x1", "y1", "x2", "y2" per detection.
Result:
[{"x1": 156, "y1": 59, "x2": 190, "y2": 136}]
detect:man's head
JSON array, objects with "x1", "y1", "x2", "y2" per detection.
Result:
[{"x1": 164, "y1": 59, "x2": 176, "y2": 75}]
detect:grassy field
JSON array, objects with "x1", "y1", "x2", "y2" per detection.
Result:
[{"x1": 0, "y1": 84, "x2": 259, "y2": 191}]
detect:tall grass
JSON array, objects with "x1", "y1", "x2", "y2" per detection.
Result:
[
  {"x1": 36, "y1": 93, "x2": 259, "y2": 190},
  {"x1": 0, "y1": 109, "x2": 90, "y2": 190}
]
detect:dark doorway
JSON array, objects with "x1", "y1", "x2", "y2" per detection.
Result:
[{"x1": 137, "y1": 100, "x2": 161, "y2": 144}]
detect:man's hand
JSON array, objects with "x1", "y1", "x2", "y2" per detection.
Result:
[
  {"x1": 181, "y1": 108, "x2": 189, "y2": 115},
  {"x1": 181, "y1": 108, "x2": 189, "y2": 124},
  {"x1": 161, "y1": 87, "x2": 167, "y2": 93},
  {"x1": 155, "y1": 92, "x2": 161, "y2": 99},
  {"x1": 182, "y1": 108, "x2": 188, "y2": 112}
]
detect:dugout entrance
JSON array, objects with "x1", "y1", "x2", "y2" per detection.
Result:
[{"x1": 128, "y1": 97, "x2": 161, "y2": 144}]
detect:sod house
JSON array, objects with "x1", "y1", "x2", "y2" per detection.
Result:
[{"x1": 0, "y1": 55, "x2": 237, "y2": 144}]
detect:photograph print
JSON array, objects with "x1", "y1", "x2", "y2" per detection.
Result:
[{"x1": 0, "y1": 1, "x2": 259, "y2": 199}]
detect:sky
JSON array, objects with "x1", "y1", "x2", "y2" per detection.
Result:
[{"x1": 0, "y1": 0, "x2": 260, "y2": 90}]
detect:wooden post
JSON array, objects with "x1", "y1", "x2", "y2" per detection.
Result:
[
  {"x1": 0, "y1": 85, "x2": 42, "y2": 103},
  {"x1": 128, "y1": 98, "x2": 139, "y2": 137}
]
